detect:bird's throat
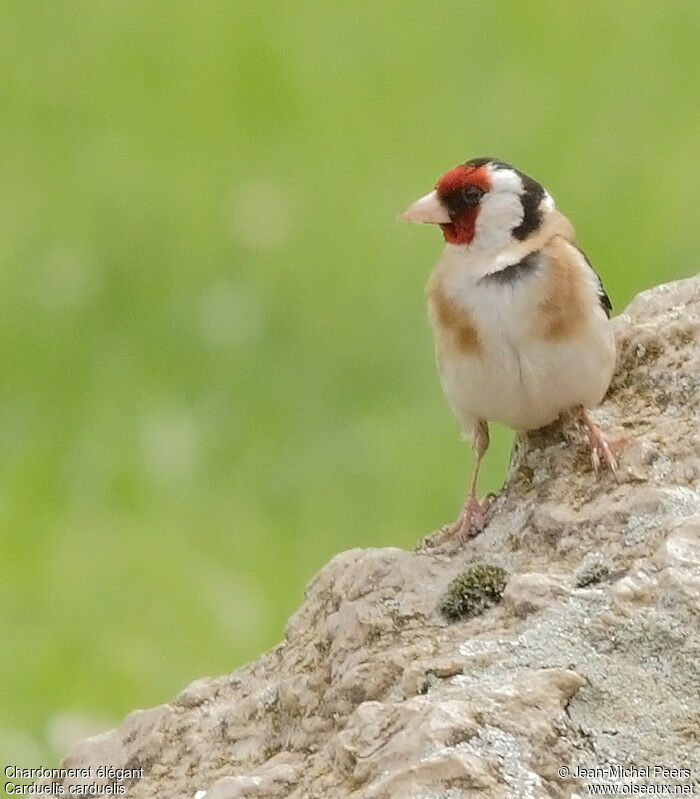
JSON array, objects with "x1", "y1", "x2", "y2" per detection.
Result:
[{"x1": 440, "y1": 207, "x2": 478, "y2": 245}]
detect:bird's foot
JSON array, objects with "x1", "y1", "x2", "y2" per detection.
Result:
[
  {"x1": 581, "y1": 412, "x2": 618, "y2": 478},
  {"x1": 445, "y1": 494, "x2": 491, "y2": 542}
]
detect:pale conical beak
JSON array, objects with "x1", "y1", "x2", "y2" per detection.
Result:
[{"x1": 400, "y1": 190, "x2": 450, "y2": 224}]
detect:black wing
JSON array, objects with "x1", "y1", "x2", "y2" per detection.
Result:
[{"x1": 575, "y1": 246, "x2": 612, "y2": 318}]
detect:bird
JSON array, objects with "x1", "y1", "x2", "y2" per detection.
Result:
[{"x1": 401, "y1": 157, "x2": 617, "y2": 540}]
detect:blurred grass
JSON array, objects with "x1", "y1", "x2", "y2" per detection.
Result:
[{"x1": 0, "y1": 0, "x2": 697, "y2": 765}]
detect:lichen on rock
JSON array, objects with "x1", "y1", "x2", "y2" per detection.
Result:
[
  {"x1": 573, "y1": 551, "x2": 614, "y2": 587},
  {"x1": 47, "y1": 276, "x2": 700, "y2": 799}
]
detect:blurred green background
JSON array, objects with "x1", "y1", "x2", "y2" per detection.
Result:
[{"x1": 0, "y1": 0, "x2": 697, "y2": 767}]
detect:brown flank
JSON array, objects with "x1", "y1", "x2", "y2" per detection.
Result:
[
  {"x1": 538, "y1": 237, "x2": 587, "y2": 340},
  {"x1": 428, "y1": 282, "x2": 481, "y2": 355}
]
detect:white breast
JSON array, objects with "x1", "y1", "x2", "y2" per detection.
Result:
[{"x1": 430, "y1": 240, "x2": 615, "y2": 434}]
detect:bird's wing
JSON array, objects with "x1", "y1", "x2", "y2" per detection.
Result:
[
  {"x1": 573, "y1": 245, "x2": 612, "y2": 318},
  {"x1": 542, "y1": 212, "x2": 612, "y2": 318}
]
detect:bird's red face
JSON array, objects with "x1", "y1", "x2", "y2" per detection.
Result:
[
  {"x1": 401, "y1": 157, "x2": 548, "y2": 250},
  {"x1": 400, "y1": 161, "x2": 492, "y2": 245},
  {"x1": 434, "y1": 163, "x2": 491, "y2": 245}
]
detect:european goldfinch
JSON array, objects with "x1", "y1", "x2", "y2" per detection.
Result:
[{"x1": 402, "y1": 157, "x2": 617, "y2": 539}]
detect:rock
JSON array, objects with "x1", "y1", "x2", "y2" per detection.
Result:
[
  {"x1": 502, "y1": 571, "x2": 567, "y2": 616},
  {"x1": 47, "y1": 276, "x2": 700, "y2": 798},
  {"x1": 572, "y1": 552, "x2": 615, "y2": 587},
  {"x1": 204, "y1": 752, "x2": 304, "y2": 798}
]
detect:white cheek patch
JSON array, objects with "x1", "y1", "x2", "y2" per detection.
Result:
[
  {"x1": 488, "y1": 167, "x2": 524, "y2": 194},
  {"x1": 473, "y1": 191, "x2": 524, "y2": 251},
  {"x1": 468, "y1": 165, "x2": 526, "y2": 251}
]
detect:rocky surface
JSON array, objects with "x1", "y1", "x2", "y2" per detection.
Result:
[{"x1": 50, "y1": 276, "x2": 699, "y2": 798}]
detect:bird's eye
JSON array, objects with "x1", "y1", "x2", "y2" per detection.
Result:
[
  {"x1": 460, "y1": 185, "x2": 485, "y2": 206},
  {"x1": 444, "y1": 184, "x2": 486, "y2": 219}
]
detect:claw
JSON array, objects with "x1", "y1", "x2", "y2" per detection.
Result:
[
  {"x1": 580, "y1": 408, "x2": 618, "y2": 479},
  {"x1": 445, "y1": 494, "x2": 491, "y2": 542}
]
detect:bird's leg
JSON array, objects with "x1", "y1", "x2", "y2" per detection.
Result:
[
  {"x1": 579, "y1": 407, "x2": 618, "y2": 477},
  {"x1": 447, "y1": 420, "x2": 490, "y2": 540}
]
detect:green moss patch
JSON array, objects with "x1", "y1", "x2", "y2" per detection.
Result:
[{"x1": 439, "y1": 564, "x2": 508, "y2": 621}]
